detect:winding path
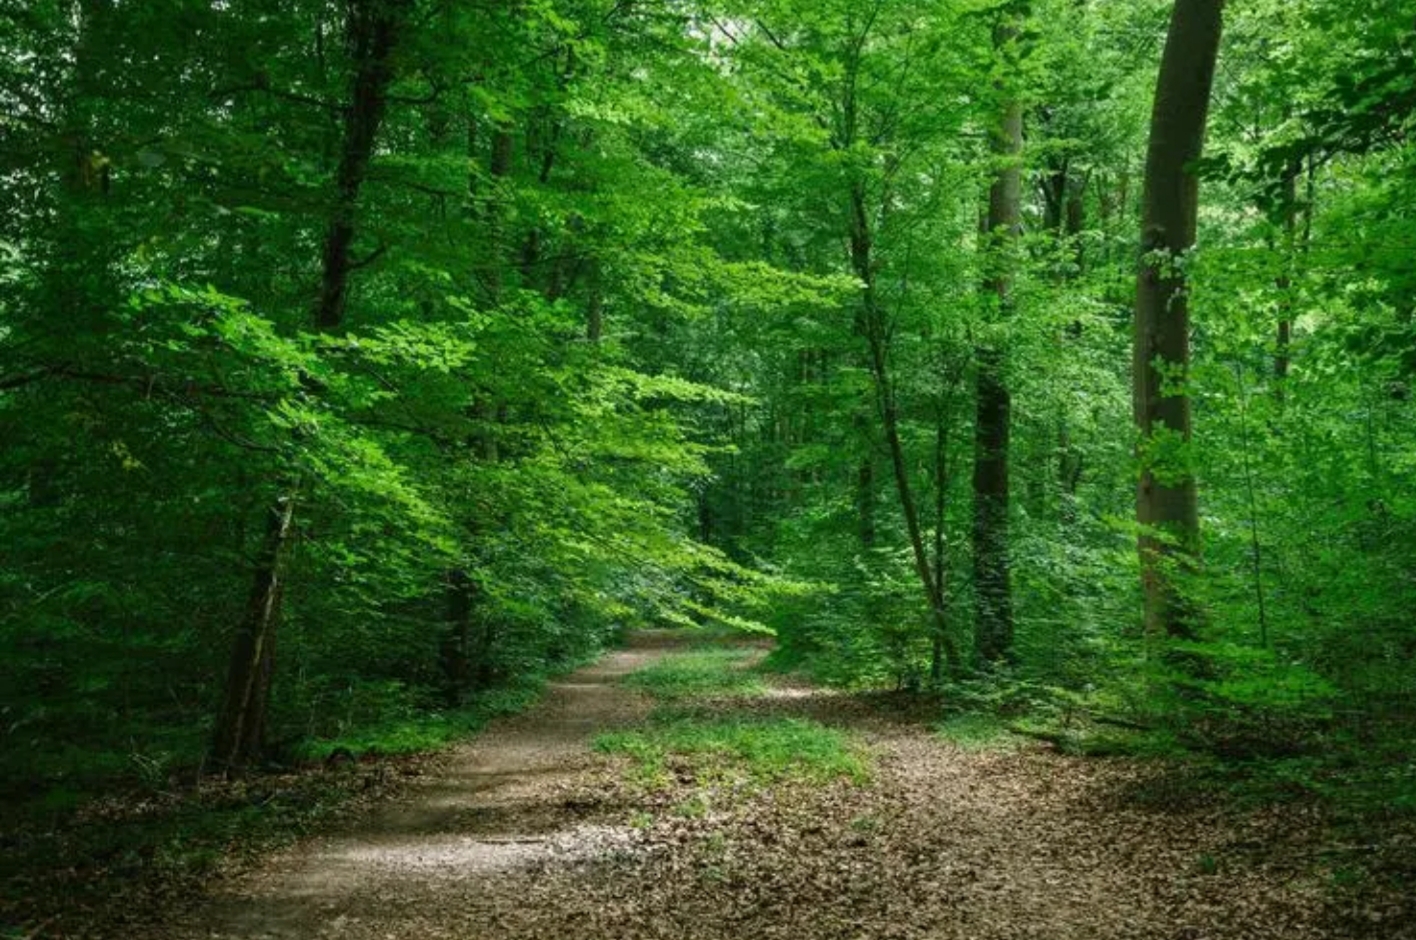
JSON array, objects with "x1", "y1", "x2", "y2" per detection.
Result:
[{"x1": 170, "y1": 631, "x2": 1346, "y2": 940}]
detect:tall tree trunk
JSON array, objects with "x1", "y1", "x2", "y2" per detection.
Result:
[
  {"x1": 586, "y1": 260, "x2": 604, "y2": 342},
  {"x1": 1133, "y1": 0, "x2": 1224, "y2": 638},
  {"x1": 212, "y1": 0, "x2": 409, "y2": 771},
  {"x1": 930, "y1": 371, "x2": 959, "y2": 685},
  {"x1": 972, "y1": 18, "x2": 1023, "y2": 666},
  {"x1": 1274, "y1": 160, "x2": 1299, "y2": 399},
  {"x1": 1042, "y1": 157, "x2": 1086, "y2": 527},
  {"x1": 315, "y1": 0, "x2": 407, "y2": 331},
  {"x1": 441, "y1": 117, "x2": 519, "y2": 701}
]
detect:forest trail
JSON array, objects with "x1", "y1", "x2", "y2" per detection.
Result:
[{"x1": 169, "y1": 632, "x2": 1336, "y2": 940}]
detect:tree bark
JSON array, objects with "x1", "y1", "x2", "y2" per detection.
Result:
[
  {"x1": 972, "y1": 18, "x2": 1023, "y2": 665},
  {"x1": 212, "y1": 492, "x2": 296, "y2": 770},
  {"x1": 1133, "y1": 0, "x2": 1224, "y2": 637},
  {"x1": 315, "y1": 0, "x2": 409, "y2": 331},
  {"x1": 1274, "y1": 161, "x2": 1299, "y2": 399},
  {"x1": 213, "y1": 0, "x2": 410, "y2": 771}
]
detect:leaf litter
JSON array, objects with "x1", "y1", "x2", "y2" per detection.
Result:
[{"x1": 28, "y1": 632, "x2": 1414, "y2": 939}]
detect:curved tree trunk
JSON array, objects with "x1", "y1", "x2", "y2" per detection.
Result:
[{"x1": 1133, "y1": 0, "x2": 1225, "y2": 638}]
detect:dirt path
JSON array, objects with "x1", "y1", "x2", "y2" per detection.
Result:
[{"x1": 167, "y1": 632, "x2": 1367, "y2": 940}]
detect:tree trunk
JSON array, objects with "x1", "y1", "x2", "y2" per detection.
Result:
[
  {"x1": 212, "y1": 492, "x2": 296, "y2": 770},
  {"x1": 586, "y1": 260, "x2": 604, "y2": 342},
  {"x1": 930, "y1": 371, "x2": 959, "y2": 686},
  {"x1": 315, "y1": 0, "x2": 408, "y2": 331},
  {"x1": 972, "y1": 19, "x2": 1023, "y2": 665},
  {"x1": 440, "y1": 568, "x2": 476, "y2": 702},
  {"x1": 1133, "y1": 0, "x2": 1224, "y2": 638},
  {"x1": 850, "y1": 182, "x2": 960, "y2": 674},
  {"x1": 1274, "y1": 161, "x2": 1299, "y2": 399},
  {"x1": 212, "y1": 0, "x2": 409, "y2": 771}
]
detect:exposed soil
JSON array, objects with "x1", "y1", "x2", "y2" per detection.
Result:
[{"x1": 156, "y1": 632, "x2": 1404, "y2": 940}]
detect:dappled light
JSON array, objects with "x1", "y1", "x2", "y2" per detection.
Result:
[{"x1": 3, "y1": 0, "x2": 1414, "y2": 936}]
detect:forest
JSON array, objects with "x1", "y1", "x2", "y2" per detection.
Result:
[{"x1": 2, "y1": 0, "x2": 1414, "y2": 936}]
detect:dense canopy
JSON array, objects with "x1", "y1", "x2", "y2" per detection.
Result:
[{"x1": 2, "y1": 0, "x2": 1414, "y2": 930}]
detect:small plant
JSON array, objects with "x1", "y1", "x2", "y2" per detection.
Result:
[
  {"x1": 674, "y1": 793, "x2": 712, "y2": 817},
  {"x1": 934, "y1": 714, "x2": 1024, "y2": 752},
  {"x1": 596, "y1": 715, "x2": 869, "y2": 787},
  {"x1": 849, "y1": 813, "x2": 880, "y2": 833},
  {"x1": 621, "y1": 648, "x2": 766, "y2": 702}
]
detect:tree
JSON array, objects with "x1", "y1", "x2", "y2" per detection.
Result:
[
  {"x1": 1133, "y1": 0, "x2": 1225, "y2": 637},
  {"x1": 211, "y1": 0, "x2": 414, "y2": 772},
  {"x1": 973, "y1": 10, "x2": 1025, "y2": 665}
]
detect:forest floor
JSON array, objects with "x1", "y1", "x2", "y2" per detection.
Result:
[{"x1": 150, "y1": 630, "x2": 1404, "y2": 940}]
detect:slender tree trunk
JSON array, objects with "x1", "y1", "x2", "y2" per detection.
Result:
[
  {"x1": 1042, "y1": 157, "x2": 1086, "y2": 527},
  {"x1": 930, "y1": 373, "x2": 958, "y2": 685},
  {"x1": 213, "y1": 0, "x2": 410, "y2": 771},
  {"x1": 1133, "y1": 0, "x2": 1224, "y2": 638},
  {"x1": 440, "y1": 567, "x2": 475, "y2": 701},
  {"x1": 1274, "y1": 161, "x2": 1299, "y2": 399},
  {"x1": 315, "y1": 0, "x2": 407, "y2": 331},
  {"x1": 972, "y1": 18, "x2": 1023, "y2": 665},
  {"x1": 850, "y1": 182, "x2": 961, "y2": 674},
  {"x1": 212, "y1": 492, "x2": 296, "y2": 769},
  {"x1": 586, "y1": 260, "x2": 604, "y2": 342}
]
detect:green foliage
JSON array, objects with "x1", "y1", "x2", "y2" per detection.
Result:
[
  {"x1": 3, "y1": 0, "x2": 1416, "y2": 912},
  {"x1": 293, "y1": 681, "x2": 546, "y2": 763}
]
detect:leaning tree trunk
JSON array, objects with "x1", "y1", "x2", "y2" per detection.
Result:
[
  {"x1": 972, "y1": 17, "x2": 1023, "y2": 666},
  {"x1": 211, "y1": 493, "x2": 296, "y2": 769},
  {"x1": 1133, "y1": 0, "x2": 1225, "y2": 638},
  {"x1": 212, "y1": 0, "x2": 409, "y2": 772}
]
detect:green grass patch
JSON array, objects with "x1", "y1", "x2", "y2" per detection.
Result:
[
  {"x1": 622, "y1": 648, "x2": 766, "y2": 702},
  {"x1": 595, "y1": 714, "x2": 868, "y2": 786},
  {"x1": 934, "y1": 713, "x2": 1026, "y2": 752},
  {"x1": 295, "y1": 682, "x2": 543, "y2": 762}
]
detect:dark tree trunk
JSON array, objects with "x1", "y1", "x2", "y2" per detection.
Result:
[
  {"x1": 1274, "y1": 161, "x2": 1300, "y2": 398},
  {"x1": 586, "y1": 260, "x2": 604, "y2": 342},
  {"x1": 212, "y1": 493, "x2": 296, "y2": 771},
  {"x1": 1133, "y1": 0, "x2": 1224, "y2": 637},
  {"x1": 315, "y1": 0, "x2": 409, "y2": 331},
  {"x1": 972, "y1": 19, "x2": 1023, "y2": 665},
  {"x1": 213, "y1": 0, "x2": 410, "y2": 771},
  {"x1": 440, "y1": 568, "x2": 476, "y2": 702}
]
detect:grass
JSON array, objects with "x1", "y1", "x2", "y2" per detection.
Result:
[
  {"x1": 595, "y1": 714, "x2": 869, "y2": 787},
  {"x1": 295, "y1": 682, "x2": 544, "y2": 762},
  {"x1": 934, "y1": 713, "x2": 1027, "y2": 752},
  {"x1": 621, "y1": 647, "x2": 766, "y2": 702}
]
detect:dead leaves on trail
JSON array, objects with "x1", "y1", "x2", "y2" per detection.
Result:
[
  {"x1": 21, "y1": 638, "x2": 1414, "y2": 940},
  {"x1": 461, "y1": 735, "x2": 1351, "y2": 940}
]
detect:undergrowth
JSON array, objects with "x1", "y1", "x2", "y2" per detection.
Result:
[
  {"x1": 595, "y1": 713, "x2": 869, "y2": 787},
  {"x1": 933, "y1": 714, "x2": 1027, "y2": 752},
  {"x1": 621, "y1": 647, "x2": 766, "y2": 702},
  {"x1": 0, "y1": 673, "x2": 560, "y2": 938}
]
